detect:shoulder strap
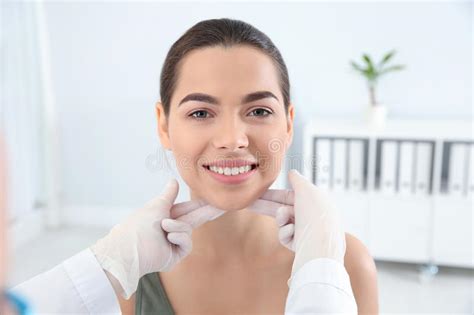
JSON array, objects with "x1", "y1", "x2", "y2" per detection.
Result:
[{"x1": 136, "y1": 272, "x2": 175, "y2": 315}]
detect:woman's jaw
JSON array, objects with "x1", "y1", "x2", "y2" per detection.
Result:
[{"x1": 188, "y1": 177, "x2": 270, "y2": 212}]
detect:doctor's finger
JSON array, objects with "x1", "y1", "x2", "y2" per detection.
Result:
[
  {"x1": 176, "y1": 205, "x2": 226, "y2": 229},
  {"x1": 276, "y1": 205, "x2": 294, "y2": 226},
  {"x1": 288, "y1": 169, "x2": 313, "y2": 192},
  {"x1": 247, "y1": 199, "x2": 286, "y2": 217},
  {"x1": 167, "y1": 232, "x2": 192, "y2": 254},
  {"x1": 278, "y1": 223, "x2": 295, "y2": 245},
  {"x1": 161, "y1": 218, "x2": 192, "y2": 234},
  {"x1": 170, "y1": 199, "x2": 208, "y2": 219},
  {"x1": 259, "y1": 189, "x2": 294, "y2": 206},
  {"x1": 144, "y1": 179, "x2": 180, "y2": 209}
]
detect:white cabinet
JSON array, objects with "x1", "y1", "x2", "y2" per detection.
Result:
[
  {"x1": 302, "y1": 119, "x2": 473, "y2": 268},
  {"x1": 432, "y1": 140, "x2": 474, "y2": 267}
]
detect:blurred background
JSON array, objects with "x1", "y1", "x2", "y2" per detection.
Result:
[{"x1": 1, "y1": 0, "x2": 473, "y2": 313}]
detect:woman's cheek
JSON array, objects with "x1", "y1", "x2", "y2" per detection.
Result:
[
  {"x1": 169, "y1": 137, "x2": 199, "y2": 180},
  {"x1": 258, "y1": 132, "x2": 287, "y2": 174}
]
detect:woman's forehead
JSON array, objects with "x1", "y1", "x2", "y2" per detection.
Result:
[{"x1": 173, "y1": 46, "x2": 282, "y2": 105}]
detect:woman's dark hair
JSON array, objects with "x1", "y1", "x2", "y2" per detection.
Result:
[{"x1": 159, "y1": 18, "x2": 290, "y2": 117}]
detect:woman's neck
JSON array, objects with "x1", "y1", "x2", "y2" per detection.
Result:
[{"x1": 188, "y1": 189, "x2": 281, "y2": 264}]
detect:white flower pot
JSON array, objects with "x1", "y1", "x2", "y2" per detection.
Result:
[{"x1": 366, "y1": 105, "x2": 388, "y2": 128}]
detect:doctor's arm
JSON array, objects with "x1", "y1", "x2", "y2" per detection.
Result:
[
  {"x1": 10, "y1": 182, "x2": 225, "y2": 314},
  {"x1": 286, "y1": 257, "x2": 357, "y2": 314},
  {"x1": 285, "y1": 232, "x2": 379, "y2": 314},
  {"x1": 11, "y1": 248, "x2": 120, "y2": 314},
  {"x1": 259, "y1": 170, "x2": 363, "y2": 314}
]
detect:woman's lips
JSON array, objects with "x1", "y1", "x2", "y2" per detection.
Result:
[{"x1": 202, "y1": 164, "x2": 258, "y2": 185}]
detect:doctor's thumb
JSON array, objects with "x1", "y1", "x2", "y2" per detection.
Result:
[
  {"x1": 160, "y1": 178, "x2": 180, "y2": 206},
  {"x1": 287, "y1": 169, "x2": 306, "y2": 190}
]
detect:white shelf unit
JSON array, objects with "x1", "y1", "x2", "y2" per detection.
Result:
[{"x1": 302, "y1": 119, "x2": 473, "y2": 269}]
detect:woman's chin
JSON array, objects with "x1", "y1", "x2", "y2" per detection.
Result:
[
  {"x1": 202, "y1": 195, "x2": 255, "y2": 212},
  {"x1": 210, "y1": 201, "x2": 250, "y2": 211},
  {"x1": 188, "y1": 176, "x2": 276, "y2": 211}
]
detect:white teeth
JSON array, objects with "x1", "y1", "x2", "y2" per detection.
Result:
[{"x1": 208, "y1": 165, "x2": 254, "y2": 176}]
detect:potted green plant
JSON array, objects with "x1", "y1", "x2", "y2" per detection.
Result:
[{"x1": 350, "y1": 49, "x2": 405, "y2": 127}]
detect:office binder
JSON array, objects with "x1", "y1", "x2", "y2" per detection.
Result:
[
  {"x1": 448, "y1": 143, "x2": 467, "y2": 197},
  {"x1": 380, "y1": 141, "x2": 397, "y2": 194},
  {"x1": 399, "y1": 141, "x2": 415, "y2": 195},
  {"x1": 414, "y1": 142, "x2": 432, "y2": 195},
  {"x1": 315, "y1": 138, "x2": 331, "y2": 189},
  {"x1": 349, "y1": 140, "x2": 364, "y2": 191},
  {"x1": 468, "y1": 144, "x2": 474, "y2": 196},
  {"x1": 333, "y1": 139, "x2": 347, "y2": 192}
]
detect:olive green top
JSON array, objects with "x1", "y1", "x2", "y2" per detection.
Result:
[{"x1": 135, "y1": 272, "x2": 175, "y2": 315}]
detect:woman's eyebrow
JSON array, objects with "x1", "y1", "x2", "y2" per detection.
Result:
[{"x1": 178, "y1": 91, "x2": 279, "y2": 106}]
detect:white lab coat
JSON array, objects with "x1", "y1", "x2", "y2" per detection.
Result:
[{"x1": 13, "y1": 249, "x2": 357, "y2": 314}]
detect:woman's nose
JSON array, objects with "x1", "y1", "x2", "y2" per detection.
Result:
[{"x1": 212, "y1": 117, "x2": 249, "y2": 150}]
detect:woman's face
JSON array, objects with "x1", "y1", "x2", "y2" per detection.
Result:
[{"x1": 156, "y1": 45, "x2": 294, "y2": 211}]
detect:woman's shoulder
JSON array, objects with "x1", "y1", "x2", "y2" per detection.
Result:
[
  {"x1": 344, "y1": 232, "x2": 376, "y2": 273},
  {"x1": 343, "y1": 232, "x2": 379, "y2": 314},
  {"x1": 117, "y1": 292, "x2": 136, "y2": 315}
]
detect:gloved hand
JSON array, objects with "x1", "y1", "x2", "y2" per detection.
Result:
[
  {"x1": 90, "y1": 178, "x2": 225, "y2": 299},
  {"x1": 248, "y1": 169, "x2": 347, "y2": 285}
]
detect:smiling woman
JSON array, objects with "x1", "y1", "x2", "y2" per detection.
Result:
[{"x1": 115, "y1": 18, "x2": 378, "y2": 315}]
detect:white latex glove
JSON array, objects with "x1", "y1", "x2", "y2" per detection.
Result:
[
  {"x1": 249, "y1": 169, "x2": 347, "y2": 285},
  {"x1": 90, "y1": 178, "x2": 225, "y2": 299}
]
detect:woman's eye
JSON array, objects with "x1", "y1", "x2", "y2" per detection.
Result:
[
  {"x1": 189, "y1": 110, "x2": 212, "y2": 120},
  {"x1": 249, "y1": 108, "x2": 273, "y2": 117},
  {"x1": 189, "y1": 108, "x2": 272, "y2": 120}
]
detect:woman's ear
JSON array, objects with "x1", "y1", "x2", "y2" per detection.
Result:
[
  {"x1": 155, "y1": 101, "x2": 171, "y2": 150},
  {"x1": 286, "y1": 103, "x2": 295, "y2": 150}
]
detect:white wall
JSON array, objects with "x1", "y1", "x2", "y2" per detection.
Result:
[{"x1": 42, "y1": 1, "x2": 472, "y2": 210}]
